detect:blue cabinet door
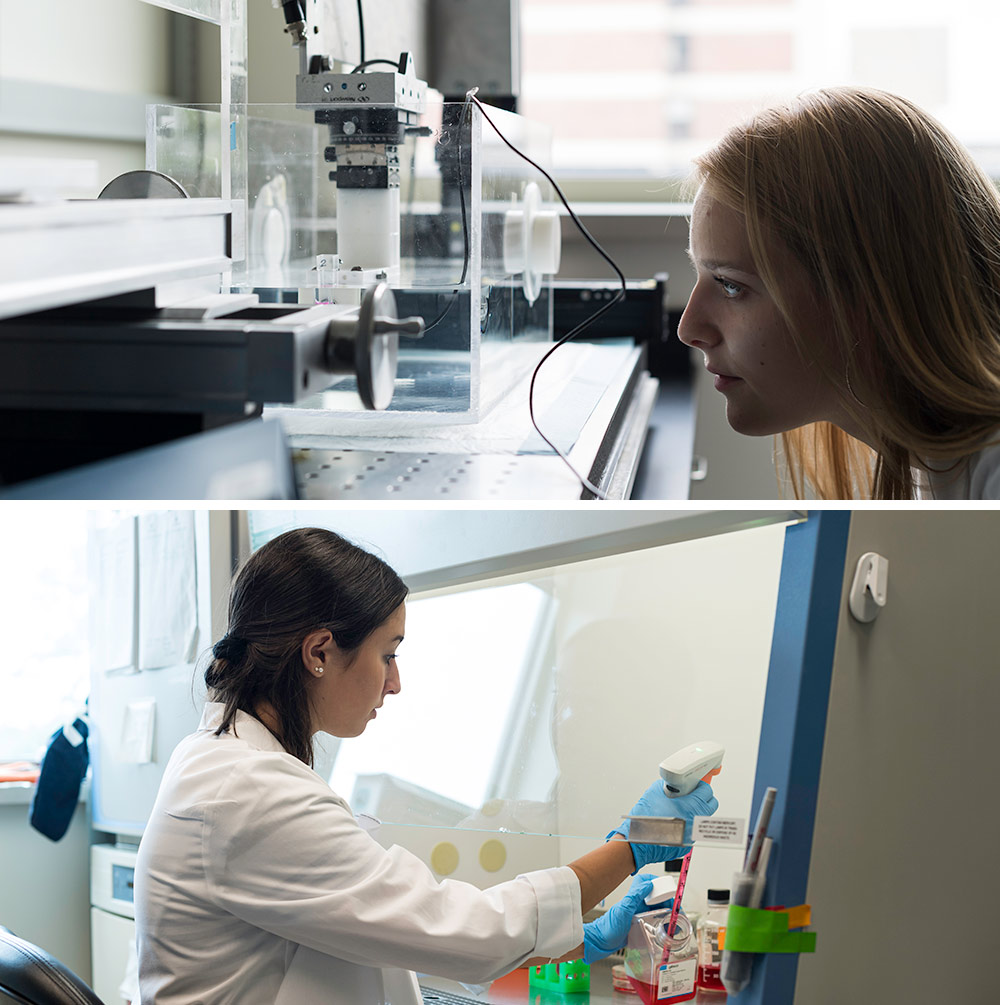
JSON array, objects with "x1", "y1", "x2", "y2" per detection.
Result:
[{"x1": 737, "y1": 511, "x2": 851, "y2": 1004}]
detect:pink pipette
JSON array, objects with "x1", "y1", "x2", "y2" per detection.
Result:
[{"x1": 658, "y1": 850, "x2": 692, "y2": 971}]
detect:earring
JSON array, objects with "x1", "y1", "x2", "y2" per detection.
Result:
[{"x1": 314, "y1": 666, "x2": 324, "y2": 675}]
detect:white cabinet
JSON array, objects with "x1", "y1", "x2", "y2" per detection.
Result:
[{"x1": 90, "y1": 845, "x2": 137, "y2": 1004}]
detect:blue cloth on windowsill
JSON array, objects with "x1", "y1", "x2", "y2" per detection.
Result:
[{"x1": 29, "y1": 718, "x2": 89, "y2": 842}]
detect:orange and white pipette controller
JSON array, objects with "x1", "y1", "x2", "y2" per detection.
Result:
[{"x1": 659, "y1": 740, "x2": 725, "y2": 797}]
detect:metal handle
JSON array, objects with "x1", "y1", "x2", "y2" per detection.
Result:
[{"x1": 373, "y1": 315, "x2": 424, "y2": 338}]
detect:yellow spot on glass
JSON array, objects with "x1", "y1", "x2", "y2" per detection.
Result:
[
  {"x1": 479, "y1": 839, "x2": 507, "y2": 872},
  {"x1": 430, "y1": 842, "x2": 460, "y2": 876}
]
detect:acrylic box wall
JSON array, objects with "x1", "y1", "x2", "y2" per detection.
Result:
[{"x1": 147, "y1": 98, "x2": 557, "y2": 428}]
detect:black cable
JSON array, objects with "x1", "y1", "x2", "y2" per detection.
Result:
[
  {"x1": 415, "y1": 94, "x2": 475, "y2": 337},
  {"x1": 419, "y1": 293, "x2": 459, "y2": 337},
  {"x1": 467, "y1": 91, "x2": 627, "y2": 500},
  {"x1": 455, "y1": 92, "x2": 473, "y2": 288},
  {"x1": 350, "y1": 58, "x2": 401, "y2": 73},
  {"x1": 356, "y1": 0, "x2": 365, "y2": 66}
]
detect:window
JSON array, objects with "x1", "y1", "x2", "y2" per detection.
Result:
[
  {"x1": 0, "y1": 511, "x2": 90, "y2": 761},
  {"x1": 520, "y1": 0, "x2": 1000, "y2": 180},
  {"x1": 328, "y1": 583, "x2": 555, "y2": 817}
]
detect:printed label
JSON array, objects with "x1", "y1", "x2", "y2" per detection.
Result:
[
  {"x1": 657, "y1": 957, "x2": 697, "y2": 999},
  {"x1": 692, "y1": 815, "x2": 745, "y2": 846},
  {"x1": 698, "y1": 926, "x2": 726, "y2": 966}
]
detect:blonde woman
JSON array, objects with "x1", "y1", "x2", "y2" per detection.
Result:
[{"x1": 678, "y1": 86, "x2": 1000, "y2": 499}]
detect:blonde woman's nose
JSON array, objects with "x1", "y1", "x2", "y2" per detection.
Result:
[{"x1": 677, "y1": 286, "x2": 721, "y2": 350}]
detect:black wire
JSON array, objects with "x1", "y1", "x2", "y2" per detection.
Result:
[
  {"x1": 356, "y1": 0, "x2": 365, "y2": 65},
  {"x1": 416, "y1": 95, "x2": 475, "y2": 337},
  {"x1": 468, "y1": 92, "x2": 627, "y2": 500},
  {"x1": 455, "y1": 93, "x2": 473, "y2": 287},
  {"x1": 419, "y1": 293, "x2": 459, "y2": 337},
  {"x1": 350, "y1": 58, "x2": 401, "y2": 73}
]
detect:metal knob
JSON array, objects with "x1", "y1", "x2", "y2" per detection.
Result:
[
  {"x1": 324, "y1": 283, "x2": 425, "y2": 411},
  {"x1": 373, "y1": 316, "x2": 424, "y2": 338}
]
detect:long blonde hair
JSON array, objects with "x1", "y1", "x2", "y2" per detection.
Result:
[{"x1": 693, "y1": 86, "x2": 1000, "y2": 499}]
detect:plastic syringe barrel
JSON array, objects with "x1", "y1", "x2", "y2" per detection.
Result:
[{"x1": 719, "y1": 870, "x2": 756, "y2": 995}]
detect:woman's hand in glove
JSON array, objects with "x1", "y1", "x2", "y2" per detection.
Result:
[
  {"x1": 582, "y1": 873, "x2": 655, "y2": 964},
  {"x1": 607, "y1": 779, "x2": 718, "y2": 871}
]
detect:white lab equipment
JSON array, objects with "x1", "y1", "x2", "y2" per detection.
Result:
[
  {"x1": 90, "y1": 844, "x2": 138, "y2": 1004},
  {"x1": 503, "y1": 181, "x2": 562, "y2": 305},
  {"x1": 148, "y1": 95, "x2": 561, "y2": 429},
  {"x1": 0, "y1": 2, "x2": 660, "y2": 501},
  {"x1": 659, "y1": 741, "x2": 725, "y2": 797}
]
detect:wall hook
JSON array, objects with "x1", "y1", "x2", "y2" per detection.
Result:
[{"x1": 848, "y1": 552, "x2": 889, "y2": 623}]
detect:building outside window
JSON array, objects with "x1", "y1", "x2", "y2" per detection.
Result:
[{"x1": 520, "y1": 0, "x2": 1000, "y2": 181}]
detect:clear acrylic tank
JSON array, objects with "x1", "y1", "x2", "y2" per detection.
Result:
[{"x1": 148, "y1": 96, "x2": 559, "y2": 430}]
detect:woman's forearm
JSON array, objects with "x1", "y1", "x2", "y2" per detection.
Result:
[
  {"x1": 523, "y1": 838, "x2": 634, "y2": 969},
  {"x1": 568, "y1": 835, "x2": 635, "y2": 914}
]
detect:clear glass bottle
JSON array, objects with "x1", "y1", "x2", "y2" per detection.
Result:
[
  {"x1": 697, "y1": 888, "x2": 730, "y2": 995},
  {"x1": 624, "y1": 907, "x2": 698, "y2": 1004}
]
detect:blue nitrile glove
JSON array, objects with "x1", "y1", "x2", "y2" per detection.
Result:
[
  {"x1": 583, "y1": 873, "x2": 655, "y2": 964},
  {"x1": 607, "y1": 779, "x2": 718, "y2": 872}
]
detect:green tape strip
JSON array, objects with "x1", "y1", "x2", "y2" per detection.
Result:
[
  {"x1": 724, "y1": 904, "x2": 816, "y2": 954},
  {"x1": 724, "y1": 929, "x2": 817, "y2": 953}
]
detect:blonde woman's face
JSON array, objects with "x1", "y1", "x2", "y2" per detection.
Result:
[{"x1": 678, "y1": 190, "x2": 851, "y2": 438}]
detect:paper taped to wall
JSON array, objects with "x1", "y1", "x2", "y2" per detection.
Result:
[{"x1": 119, "y1": 698, "x2": 156, "y2": 764}]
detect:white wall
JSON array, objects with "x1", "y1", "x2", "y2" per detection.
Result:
[
  {"x1": 88, "y1": 511, "x2": 233, "y2": 836},
  {"x1": 795, "y1": 511, "x2": 1000, "y2": 1004},
  {"x1": 0, "y1": 0, "x2": 175, "y2": 195},
  {"x1": 0, "y1": 0, "x2": 170, "y2": 92},
  {"x1": 0, "y1": 795, "x2": 92, "y2": 982}
]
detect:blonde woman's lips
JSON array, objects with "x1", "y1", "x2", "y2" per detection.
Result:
[{"x1": 706, "y1": 364, "x2": 742, "y2": 391}]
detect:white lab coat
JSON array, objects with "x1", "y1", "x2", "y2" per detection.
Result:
[
  {"x1": 134, "y1": 704, "x2": 582, "y2": 1005},
  {"x1": 915, "y1": 439, "x2": 1000, "y2": 499}
]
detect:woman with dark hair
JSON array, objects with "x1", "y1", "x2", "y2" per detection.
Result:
[{"x1": 134, "y1": 527, "x2": 717, "y2": 1004}]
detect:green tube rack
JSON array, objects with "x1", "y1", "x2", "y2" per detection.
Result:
[{"x1": 528, "y1": 959, "x2": 591, "y2": 993}]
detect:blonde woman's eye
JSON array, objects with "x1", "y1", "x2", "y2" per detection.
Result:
[{"x1": 713, "y1": 276, "x2": 743, "y2": 298}]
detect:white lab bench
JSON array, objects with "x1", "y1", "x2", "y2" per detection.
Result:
[
  {"x1": 289, "y1": 344, "x2": 693, "y2": 500},
  {"x1": 421, "y1": 958, "x2": 723, "y2": 1003}
]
